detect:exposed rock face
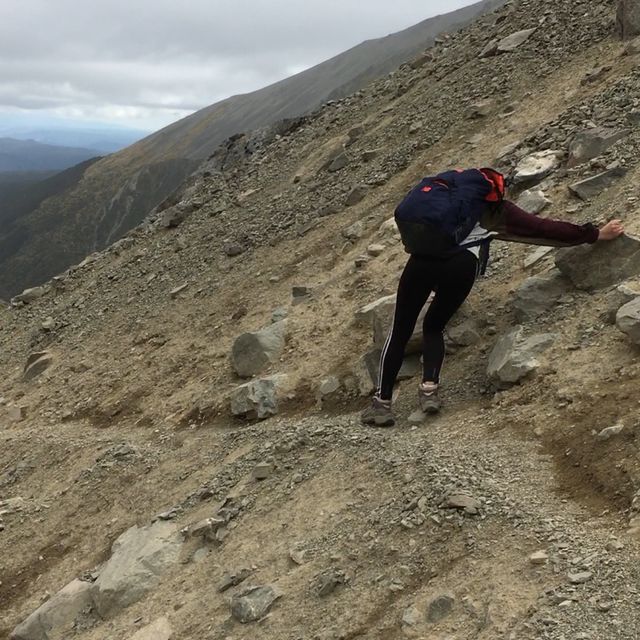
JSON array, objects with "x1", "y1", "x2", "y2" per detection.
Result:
[
  {"x1": 617, "y1": 0, "x2": 640, "y2": 39},
  {"x1": 616, "y1": 297, "x2": 640, "y2": 344},
  {"x1": 230, "y1": 375, "x2": 288, "y2": 419},
  {"x1": 568, "y1": 167, "x2": 628, "y2": 200},
  {"x1": 10, "y1": 579, "x2": 93, "y2": 640},
  {"x1": 567, "y1": 127, "x2": 629, "y2": 168},
  {"x1": 487, "y1": 327, "x2": 556, "y2": 387},
  {"x1": 90, "y1": 522, "x2": 183, "y2": 618},
  {"x1": 555, "y1": 235, "x2": 640, "y2": 290},
  {"x1": 513, "y1": 269, "x2": 569, "y2": 321},
  {"x1": 231, "y1": 321, "x2": 287, "y2": 378}
]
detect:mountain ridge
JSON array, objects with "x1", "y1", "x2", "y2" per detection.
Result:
[{"x1": 0, "y1": 0, "x2": 505, "y2": 300}]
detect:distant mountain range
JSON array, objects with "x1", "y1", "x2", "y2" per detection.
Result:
[
  {"x1": 0, "y1": 121, "x2": 148, "y2": 154},
  {"x1": 0, "y1": 0, "x2": 505, "y2": 300},
  {"x1": 0, "y1": 137, "x2": 101, "y2": 172}
]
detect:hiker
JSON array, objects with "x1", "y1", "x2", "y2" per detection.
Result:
[{"x1": 362, "y1": 167, "x2": 624, "y2": 427}]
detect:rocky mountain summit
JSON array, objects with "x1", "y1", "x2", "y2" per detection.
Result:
[{"x1": 4, "y1": 0, "x2": 640, "y2": 638}]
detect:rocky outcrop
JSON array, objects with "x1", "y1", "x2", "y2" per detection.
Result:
[
  {"x1": 230, "y1": 375, "x2": 288, "y2": 419},
  {"x1": 10, "y1": 579, "x2": 93, "y2": 640},
  {"x1": 568, "y1": 167, "x2": 628, "y2": 200},
  {"x1": 567, "y1": 127, "x2": 629, "y2": 168},
  {"x1": 91, "y1": 522, "x2": 182, "y2": 618},
  {"x1": 617, "y1": 0, "x2": 640, "y2": 39},
  {"x1": 513, "y1": 269, "x2": 569, "y2": 321},
  {"x1": 555, "y1": 234, "x2": 640, "y2": 290},
  {"x1": 616, "y1": 297, "x2": 640, "y2": 344},
  {"x1": 487, "y1": 327, "x2": 556, "y2": 387},
  {"x1": 231, "y1": 321, "x2": 287, "y2": 378}
]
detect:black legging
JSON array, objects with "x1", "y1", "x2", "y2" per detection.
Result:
[{"x1": 378, "y1": 250, "x2": 478, "y2": 401}]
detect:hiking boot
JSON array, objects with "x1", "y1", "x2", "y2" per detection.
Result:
[
  {"x1": 419, "y1": 383, "x2": 441, "y2": 414},
  {"x1": 361, "y1": 396, "x2": 395, "y2": 427}
]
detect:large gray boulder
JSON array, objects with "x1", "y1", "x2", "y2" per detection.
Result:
[
  {"x1": 230, "y1": 375, "x2": 288, "y2": 420},
  {"x1": 10, "y1": 579, "x2": 93, "y2": 640},
  {"x1": 617, "y1": 0, "x2": 640, "y2": 39},
  {"x1": 487, "y1": 327, "x2": 556, "y2": 387},
  {"x1": 354, "y1": 295, "x2": 396, "y2": 327},
  {"x1": 231, "y1": 321, "x2": 287, "y2": 378},
  {"x1": 568, "y1": 167, "x2": 628, "y2": 200},
  {"x1": 555, "y1": 234, "x2": 640, "y2": 290},
  {"x1": 91, "y1": 522, "x2": 182, "y2": 618},
  {"x1": 12, "y1": 286, "x2": 47, "y2": 305},
  {"x1": 512, "y1": 151, "x2": 562, "y2": 187},
  {"x1": 497, "y1": 28, "x2": 537, "y2": 52},
  {"x1": 616, "y1": 298, "x2": 640, "y2": 344},
  {"x1": 567, "y1": 128, "x2": 629, "y2": 168},
  {"x1": 513, "y1": 269, "x2": 569, "y2": 321}
]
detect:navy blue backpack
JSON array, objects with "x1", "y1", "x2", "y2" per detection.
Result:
[{"x1": 394, "y1": 168, "x2": 505, "y2": 256}]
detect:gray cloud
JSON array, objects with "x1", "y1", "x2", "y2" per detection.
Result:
[{"x1": 0, "y1": 0, "x2": 474, "y2": 130}]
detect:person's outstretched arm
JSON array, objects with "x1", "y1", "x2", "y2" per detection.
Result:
[{"x1": 482, "y1": 200, "x2": 624, "y2": 247}]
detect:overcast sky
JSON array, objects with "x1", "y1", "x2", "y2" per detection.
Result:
[{"x1": 0, "y1": 0, "x2": 475, "y2": 132}]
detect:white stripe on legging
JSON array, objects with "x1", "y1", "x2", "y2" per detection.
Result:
[{"x1": 377, "y1": 301, "x2": 398, "y2": 396}]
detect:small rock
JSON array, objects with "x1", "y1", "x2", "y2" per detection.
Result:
[
  {"x1": 230, "y1": 585, "x2": 282, "y2": 623},
  {"x1": 328, "y1": 153, "x2": 348, "y2": 172},
  {"x1": 130, "y1": 617, "x2": 173, "y2": 640},
  {"x1": 318, "y1": 376, "x2": 341, "y2": 399},
  {"x1": 6, "y1": 404, "x2": 27, "y2": 423},
  {"x1": 252, "y1": 462, "x2": 273, "y2": 481},
  {"x1": 524, "y1": 246, "x2": 554, "y2": 269},
  {"x1": 427, "y1": 594, "x2": 455, "y2": 623},
  {"x1": 530, "y1": 551, "x2": 549, "y2": 565},
  {"x1": 313, "y1": 569, "x2": 346, "y2": 597},
  {"x1": 408, "y1": 409, "x2": 426, "y2": 425},
  {"x1": 12, "y1": 286, "x2": 47, "y2": 305},
  {"x1": 445, "y1": 494, "x2": 481, "y2": 514},
  {"x1": 224, "y1": 243, "x2": 244, "y2": 257},
  {"x1": 466, "y1": 99, "x2": 493, "y2": 119},
  {"x1": 597, "y1": 423, "x2": 625, "y2": 441},
  {"x1": 342, "y1": 220, "x2": 364, "y2": 240},
  {"x1": 367, "y1": 244, "x2": 385, "y2": 257},
  {"x1": 516, "y1": 189, "x2": 551, "y2": 214},
  {"x1": 402, "y1": 605, "x2": 422, "y2": 626},
  {"x1": 170, "y1": 284, "x2": 189, "y2": 299},
  {"x1": 581, "y1": 65, "x2": 611, "y2": 85},
  {"x1": 218, "y1": 568, "x2": 253, "y2": 593},
  {"x1": 568, "y1": 571, "x2": 593, "y2": 585},
  {"x1": 230, "y1": 375, "x2": 288, "y2": 420},
  {"x1": 292, "y1": 285, "x2": 313, "y2": 304},
  {"x1": 346, "y1": 184, "x2": 371, "y2": 206}
]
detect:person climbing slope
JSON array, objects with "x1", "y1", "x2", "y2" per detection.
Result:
[{"x1": 362, "y1": 167, "x2": 624, "y2": 427}]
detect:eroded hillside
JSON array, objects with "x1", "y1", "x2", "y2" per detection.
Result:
[{"x1": 3, "y1": 0, "x2": 640, "y2": 638}]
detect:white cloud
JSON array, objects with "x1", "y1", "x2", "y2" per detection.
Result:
[{"x1": 0, "y1": 0, "x2": 476, "y2": 130}]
